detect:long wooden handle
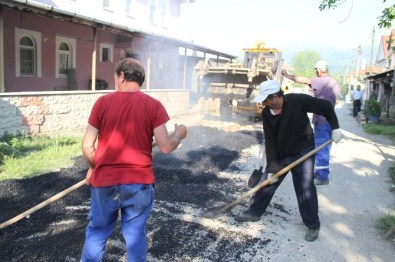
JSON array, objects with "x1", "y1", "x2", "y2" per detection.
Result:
[
  {"x1": 0, "y1": 135, "x2": 167, "y2": 230},
  {"x1": 205, "y1": 139, "x2": 333, "y2": 217},
  {"x1": 0, "y1": 179, "x2": 86, "y2": 229}
]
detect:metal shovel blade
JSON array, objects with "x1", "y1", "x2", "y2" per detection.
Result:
[{"x1": 248, "y1": 167, "x2": 266, "y2": 188}]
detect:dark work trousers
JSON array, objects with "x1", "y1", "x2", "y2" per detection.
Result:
[
  {"x1": 353, "y1": 99, "x2": 361, "y2": 117},
  {"x1": 247, "y1": 145, "x2": 320, "y2": 230}
]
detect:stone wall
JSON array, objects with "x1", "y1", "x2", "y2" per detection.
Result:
[{"x1": 0, "y1": 90, "x2": 190, "y2": 137}]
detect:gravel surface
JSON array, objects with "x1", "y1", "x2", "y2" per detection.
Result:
[{"x1": 0, "y1": 102, "x2": 394, "y2": 261}]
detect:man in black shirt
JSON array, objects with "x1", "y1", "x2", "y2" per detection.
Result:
[{"x1": 234, "y1": 80, "x2": 343, "y2": 242}]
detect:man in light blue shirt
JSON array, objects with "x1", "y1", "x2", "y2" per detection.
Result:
[{"x1": 351, "y1": 84, "x2": 363, "y2": 117}]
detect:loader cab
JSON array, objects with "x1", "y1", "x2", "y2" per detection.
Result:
[{"x1": 242, "y1": 48, "x2": 282, "y2": 75}]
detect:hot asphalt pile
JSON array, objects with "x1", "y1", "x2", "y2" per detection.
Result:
[
  {"x1": 2, "y1": 104, "x2": 394, "y2": 261},
  {"x1": 1, "y1": 123, "x2": 288, "y2": 261}
]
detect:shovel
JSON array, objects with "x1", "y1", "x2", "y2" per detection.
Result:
[
  {"x1": 248, "y1": 144, "x2": 267, "y2": 188},
  {"x1": 248, "y1": 166, "x2": 266, "y2": 188},
  {"x1": 201, "y1": 139, "x2": 333, "y2": 218}
]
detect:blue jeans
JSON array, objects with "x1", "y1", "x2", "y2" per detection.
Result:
[
  {"x1": 314, "y1": 123, "x2": 332, "y2": 181},
  {"x1": 248, "y1": 145, "x2": 320, "y2": 229},
  {"x1": 81, "y1": 184, "x2": 154, "y2": 262}
]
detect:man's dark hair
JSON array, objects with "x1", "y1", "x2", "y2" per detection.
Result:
[{"x1": 115, "y1": 58, "x2": 145, "y2": 86}]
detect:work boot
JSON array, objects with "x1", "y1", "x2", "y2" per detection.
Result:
[
  {"x1": 314, "y1": 178, "x2": 329, "y2": 185},
  {"x1": 305, "y1": 228, "x2": 320, "y2": 242},
  {"x1": 234, "y1": 212, "x2": 260, "y2": 222}
]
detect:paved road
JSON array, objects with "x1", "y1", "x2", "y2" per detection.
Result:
[
  {"x1": 2, "y1": 101, "x2": 392, "y2": 261},
  {"x1": 229, "y1": 102, "x2": 395, "y2": 261},
  {"x1": 306, "y1": 102, "x2": 395, "y2": 261},
  {"x1": 149, "y1": 101, "x2": 395, "y2": 262}
]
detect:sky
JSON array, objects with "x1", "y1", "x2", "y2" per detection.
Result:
[{"x1": 175, "y1": 0, "x2": 393, "y2": 68}]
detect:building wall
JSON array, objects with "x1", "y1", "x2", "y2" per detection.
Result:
[
  {"x1": 0, "y1": 90, "x2": 190, "y2": 137},
  {"x1": 2, "y1": 4, "x2": 184, "y2": 92},
  {"x1": 3, "y1": 8, "x2": 96, "y2": 92}
]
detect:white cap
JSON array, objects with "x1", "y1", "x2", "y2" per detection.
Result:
[
  {"x1": 253, "y1": 80, "x2": 280, "y2": 103},
  {"x1": 315, "y1": 60, "x2": 329, "y2": 70}
]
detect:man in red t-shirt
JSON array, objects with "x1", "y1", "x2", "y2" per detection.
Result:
[{"x1": 81, "y1": 58, "x2": 187, "y2": 262}]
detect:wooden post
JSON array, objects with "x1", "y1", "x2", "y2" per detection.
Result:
[
  {"x1": 91, "y1": 27, "x2": 97, "y2": 91},
  {"x1": 183, "y1": 48, "x2": 187, "y2": 89},
  {"x1": 146, "y1": 56, "x2": 151, "y2": 90},
  {"x1": 0, "y1": 7, "x2": 4, "y2": 93},
  {"x1": 388, "y1": 69, "x2": 395, "y2": 118}
]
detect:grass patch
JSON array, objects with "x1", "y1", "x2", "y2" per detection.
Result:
[
  {"x1": 0, "y1": 134, "x2": 82, "y2": 180},
  {"x1": 362, "y1": 122, "x2": 395, "y2": 240},
  {"x1": 376, "y1": 214, "x2": 395, "y2": 240},
  {"x1": 363, "y1": 123, "x2": 395, "y2": 136},
  {"x1": 389, "y1": 165, "x2": 395, "y2": 186},
  {"x1": 376, "y1": 214, "x2": 395, "y2": 232}
]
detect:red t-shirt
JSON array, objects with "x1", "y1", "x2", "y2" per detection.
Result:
[{"x1": 88, "y1": 91, "x2": 169, "y2": 187}]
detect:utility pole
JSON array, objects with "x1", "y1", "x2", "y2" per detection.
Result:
[
  {"x1": 356, "y1": 45, "x2": 362, "y2": 82},
  {"x1": 370, "y1": 27, "x2": 375, "y2": 68},
  {"x1": 346, "y1": 59, "x2": 353, "y2": 103},
  {"x1": 343, "y1": 60, "x2": 348, "y2": 85}
]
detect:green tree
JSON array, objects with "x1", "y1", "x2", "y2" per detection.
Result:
[
  {"x1": 319, "y1": 0, "x2": 395, "y2": 28},
  {"x1": 291, "y1": 50, "x2": 321, "y2": 79}
]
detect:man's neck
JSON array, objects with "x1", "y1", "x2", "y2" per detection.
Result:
[
  {"x1": 319, "y1": 72, "x2": 330, "y2": 77},
  {"x1": 117, "y1": 83, "x2": 140, "y2": 92}
]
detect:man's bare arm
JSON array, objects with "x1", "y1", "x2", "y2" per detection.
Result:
[
  {"x1": 281, "y1": 69, "x2": 311, "y2": 85},
  {"x1": 82, "y1": 124, "x2": 98, "y2": 169},
  {"x1": 154, "y1": 123, "x2": 187, "y2": 154}
]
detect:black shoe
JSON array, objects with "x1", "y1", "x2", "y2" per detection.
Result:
[
  {"x1": 314, "y1": 178, "x2": 329, "y2": 185},
  {"x1": 305, "y1": 228, "x2": 319, "y2": 242},
  {"x1": 234, "y1": 212, "x2": 260, "y2": 222},
  {"x1": 248, "y1": 167, "x2": 264, "y2": 188}
]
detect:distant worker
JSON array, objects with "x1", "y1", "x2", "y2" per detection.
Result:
[
  {"x1": 80, "y1": 58, "x2": 187, "y2": 261},
  {"x1": 281, "y1": 60, "x2": 340, "y2": 186},
  {"x1": 351, "y1": 84, "x2": 362, "y2": 117}
]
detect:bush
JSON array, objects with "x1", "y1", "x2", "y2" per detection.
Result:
[{"x1": 364, "y1": 99, "x2": 381, "y2": 116}]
